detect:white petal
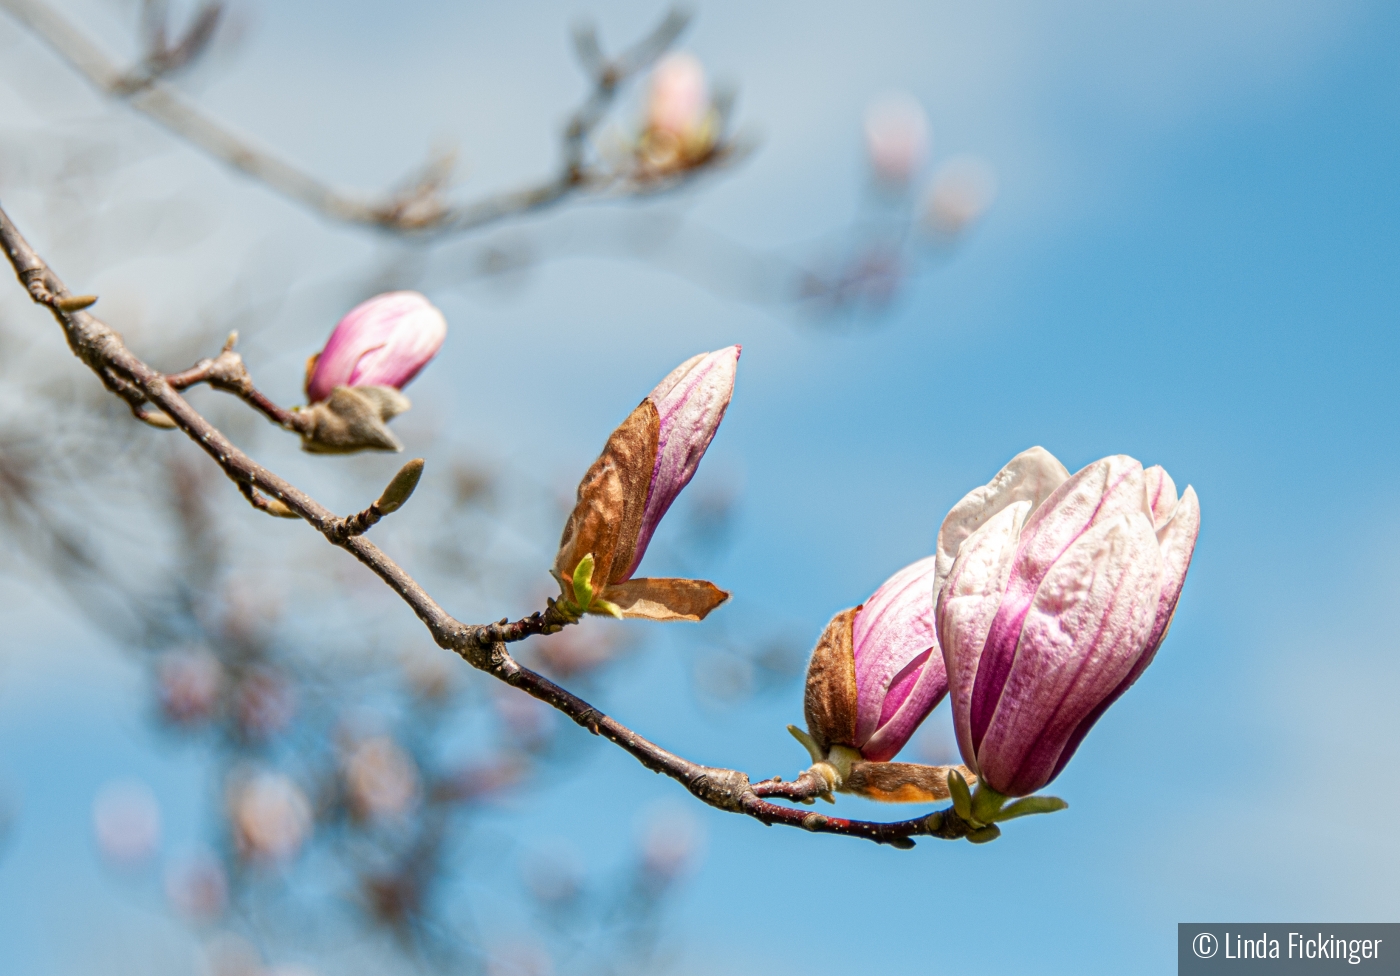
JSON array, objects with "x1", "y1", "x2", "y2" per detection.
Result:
[{"x1": 933, "y1": 447, "x2": 1070, "y2": 605}]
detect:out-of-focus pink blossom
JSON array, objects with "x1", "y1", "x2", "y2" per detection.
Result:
[
  {"x1": 637, "y1": 52, "x2": 718, "y2": 175},
  {"x1": 647, "y1": 52, "x2": 708, "y2": 138},
  {"x1": 863, "y1": 92, "x2": 929, "y2": 185},
  {"x1": 305, "y1": 291, "x2": 447, "y2": 403},
  {"x1": 156, "y1": 647, "x2": 223, "y2": 725},
  {"x1": 436, "y1": 756, "x2": 527, "y2": 804},
  {"x1": 343, "y1": 736, "x2": 420, "y2": 822},
  {"x1": 228, "y1": 769, "x2": 312, "y2": 864},
  {"x1": 921, "y1": 155, "x2": 997, "y2": 235},
  {"x1": 233, "y1": 667, "x2": 296, "y2": 740},
  {"x1": 164, "y1": 848, "x2": 228, "y2": 921},
  {"x1": 936, "y1": 448, "x2": 1200, "y2": 796},
  {"x1": 93, "y1": 779, "x2": 161, "y2": 866}
]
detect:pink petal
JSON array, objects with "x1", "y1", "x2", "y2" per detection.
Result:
[
  {"x1": 851, "y1": 556, "x2": 941, "y2": 748},
  {"x1": 934, "y1": 447, "x2": 1070, "y2": 604},
  {"x1": 622, "y1": 346, "x2": 739, "y2": 579},
  {"x1": 967, "y1": 456, "x2": 1147, "y2": 757},
  {"x1": 974, "y1": 509, "x2": 1162, "y2": 796},
  {"x1": 935, "y1": 501, "x2": 1031, "y2": 774},
  {"x1": 1037, "y1": 484, "x2": 1202, "y2": 785},
  {"x1": 1144, "y1": 465, "x2": 1179, "y2": 529},
  {"x1": 307, "y1": 292, "x2": 447, "y2": 403}
]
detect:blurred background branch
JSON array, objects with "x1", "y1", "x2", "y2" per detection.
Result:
[{"x1": 0, "y1": 0, "x2": 741, "y2": 235}]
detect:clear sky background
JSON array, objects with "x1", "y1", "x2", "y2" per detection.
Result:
[{"x1": 1, "y1": 0, "x2": 1398, "y2": 973}]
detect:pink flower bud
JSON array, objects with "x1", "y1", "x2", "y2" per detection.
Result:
[
  {"x1": 554, "y1": 347, "x2": 738, "y2": 622},
  {"x1": 935, "y1": 448, "x2": 1200, "y2": 796},
  {"x1": 647, "y1": 53, "x2": 708, "y2": 138},
  {"x1": 803, "y1": 558, "x2": 948, "y2": 762},
  {"x1": 920, "y1": 156, "x2": 997, "y2": 235},
  {"x1": 92, "y1": 779, "x2": 161, "y2": 866},
  {"x1": 305, "y1": 291, "x2": 447, "y2": 404},
  {"x1": 863, "y1": 92, "x2": 929, "y2": 185},
  {"x1": 228, "y1": 770, "x2": 312, "y2": 864}
]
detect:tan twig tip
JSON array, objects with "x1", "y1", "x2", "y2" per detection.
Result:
[
  {"x1": 55, "y1": 294, "x2": 97, "y2": 311},
  {"x1": 376, "y1": 458, "x2": 425, "y2": 514}
]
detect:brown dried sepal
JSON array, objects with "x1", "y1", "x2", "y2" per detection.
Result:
[
  {"x1": 299, "y1": 385, "x2": 410, "y2": 454},
  {"x1": 844, "y1": 762, "x2": 978, "y2": 804},
  {"x1": 554, "y1": 400, "x2": 659, "y2": 600},
  {"x1": 601, "y1": 578, "x2": 730, "y2": 622},
  {"x1": 802, "y1": 607, "x2": 860, "y2": 755}
]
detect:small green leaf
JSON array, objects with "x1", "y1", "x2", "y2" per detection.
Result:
[
  {"x1": 990, "y1": 795, "x2": 1068, "y2": 823},
  {"x1": 572, "y1": 554, "x2": 596, "y2": 609},
  {"x1": 966, "y1": 824, "x2": 1002, "y2": 844},
  {"x1": 946, "y1": 768, "x2": 973, "y2": 822},
  {"x1": 587, "y1": 597, "x2": 623, "y2": 619}
]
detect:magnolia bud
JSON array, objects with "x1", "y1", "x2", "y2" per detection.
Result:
[
  {"x1": 936, "y1": 448, "x2": 1200, "y2": 796},
  {"x1": 553, "y1": 347, "x2": 738, "y2": 622},
  {"x1": 803, "y1": 557, "x2": 949, "y2": 763},
  {"x1": 863, "y1": 92, "x2": 929, "y2": 186},
  {"x1": 639, "y1": 53, "x2": 718, "y2": 173},
  {"x1": 305, "y1": 291, "x2": 447, "y2": 403}
]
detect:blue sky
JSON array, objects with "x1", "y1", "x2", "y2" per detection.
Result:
[{"x1": 1, "y1": 0, "x2": 1398, "y2": 973}]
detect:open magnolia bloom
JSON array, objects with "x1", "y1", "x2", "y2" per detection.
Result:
[
  {"x1": 298, "y1": 291, "x2": 447, "y2": 453},
  {"x1": 553, "y1": 346, "x2": 738, "y2": 622},
  {"x1": 795, "y1": 557, "x2": 975, "y2": 803},
  {"x1": 935, "y1": 448, "x2": 1200, "y2": 798}
]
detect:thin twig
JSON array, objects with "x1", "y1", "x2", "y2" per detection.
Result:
[
  {"x1": 0, "y1": 198, "x2": 963, "y2": 848},
  {"x1": 0, "y1": 0, "x2": 731, "y2": 237}
]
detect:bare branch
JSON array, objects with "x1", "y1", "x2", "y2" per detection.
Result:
[
  {"x1": 0, "y1": 198, "x2": 963, "y2": 848},
  {"x1": 0, "y1": 0, "x2": 734, "y2": 237}
]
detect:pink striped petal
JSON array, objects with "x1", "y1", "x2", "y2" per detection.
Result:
[
  {"x1": 1144, "y1": 465, "x2": 1179, "y2": 529},
  {"x1": 934, "y1": 447, "x2": 1069, "y2": 604},
  {"x1": 851, "y1": 556, "x2": 943, "y2": 753},
  {"x1": 974, "y1": 509, "x2": 1162, "y2": 796},
  {"x1": 967, "y1": 456, "x2": 1147, "y2": 756},
  {"x1": 307, "y1": 292, "x2": 447, "y2": 403},
  {"x1": 622, "y1": 346, "x2": 739, "y2": 579},
  {"x1": 935, "y1": 501, "x2": 1031, "y2": 775}
]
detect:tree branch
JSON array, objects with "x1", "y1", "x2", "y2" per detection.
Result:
[
  {"x1": 0, "y1": 197, "x2": 965, "y2": 848},
  {"x1": 0, "y1": 0, "x2": 734, "y2": 237}
]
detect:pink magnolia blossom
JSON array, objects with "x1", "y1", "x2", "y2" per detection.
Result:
[
  {"x1": 851, "y1": 556, "x2": 948, "y2": 761},
  {"x1": 305, "y1": 291, "x2": 447, "y2": 403},
  {"x1": 624, "y1": 345, "x2": 739, "y2": 578},
  {"x1": 647, "y1": 53, "x2": 709, "y2": 138},
  {"x1": 863, "y1": 92, "x2": 929, "y2": 185},
  {"x1": 935, "y1": 448, "x2": 1200, "y2": 796}
]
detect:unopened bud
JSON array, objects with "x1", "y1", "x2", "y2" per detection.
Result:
[
  {"x1": 55, "y1": 294, "x2": 97, "y2": 312},
  {"x1": 966, "y1": 824, "x2": 1001, "y2": 844},
  {"x1": 376, "y1": 458, "x2": 425, "y2": 514},
  {"x1": 306, "y1": 292, "x2": 447, "y2": 404}
]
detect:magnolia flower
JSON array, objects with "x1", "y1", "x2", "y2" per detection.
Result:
[
  {"x1": 228, "y1": 769, "x2": 312, "y2": 864},
  {"x1": 554, "y1": 346, "x2": 738, "y2": 622},
  {"x1": 863, "y1": 92, "x2": 929, "y2": 186},
  {"x1": 921, "y1": 155, "x2": 997, "y2": 236},
  {"x1": 343, "y1": 736, "x2": 419, "y2": 822},
  {"x1": 935, "y1": 448, "x2": 1200, "y2": 797},
  {"x1": 305, "y1": 291, "x2": 446, "y2": 402},
  {"x1": 798, "y1": 558, "x2": 972, "y2": 803},
  {"x1": 803, "y1": 557, "x2": 947, "y2": 763},
  {"x1": 638, "y1": 53, "x2": 718, "y2": 174},
  {"x1": 299, "y1": 291, "x2": 446, "y2": 453}
]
